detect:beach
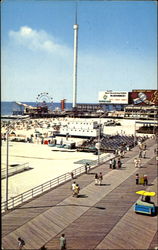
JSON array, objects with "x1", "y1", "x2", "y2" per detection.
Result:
[{"x1": 1, "y1": 117, "x2": 152, "y2": 202}]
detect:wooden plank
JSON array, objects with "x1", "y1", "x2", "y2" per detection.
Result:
[{"x1": 148, "y1": 231, "x2": 158, "y2": 250}]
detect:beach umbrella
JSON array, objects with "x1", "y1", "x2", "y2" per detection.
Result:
[
  {"x1": 136, "y1": 190, "x2": 146, "y2": 195},
  {"x1": 136, "y1": 190, "x2": 156, "y2": 196},
  {"x1": 143, "y1": 191, "x2": 156, "y2": 197}
]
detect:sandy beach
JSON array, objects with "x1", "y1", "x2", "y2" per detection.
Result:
[
  {"x1": 1, "y1": 117, "x2": 152, "y2": 202},
  {"x1": 1, "y1": 141, "x2": 106, "y2": 201}
]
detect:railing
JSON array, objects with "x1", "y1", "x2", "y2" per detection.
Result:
[
  {"x1": 1, "y1": 162, "x2": 30, "y2": 179},
  {"x1": 1, "y1": 153, "x2": 113, "y2": 213}
]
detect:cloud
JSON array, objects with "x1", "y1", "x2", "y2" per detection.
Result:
[
  {"x1": 9, "y1": 26, "x2": 70, "y2": 56},
  {"x1": 4, "y1": 26, "x2": 156, "y2": 102}
]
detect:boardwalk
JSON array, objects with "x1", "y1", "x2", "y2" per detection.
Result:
[{"x1": 2, "y1": 138, "x2": 158, "y2": 250}]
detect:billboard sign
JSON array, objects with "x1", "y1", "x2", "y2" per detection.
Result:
[
  {"x1": 129, "y1": 90, "x2": 158, "y2": 105},
  {"x1": 98, "y1": 91, "x2": 129, "y2": 104}
]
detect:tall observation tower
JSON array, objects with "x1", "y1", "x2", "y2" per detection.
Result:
[{"x1": 72, "y1": 6, "x2": 79, "y2": 109}]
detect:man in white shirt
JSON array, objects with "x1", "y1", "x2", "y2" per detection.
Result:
[{"x1": 71, "y1": 182, "x2": 76, "y2": 196}]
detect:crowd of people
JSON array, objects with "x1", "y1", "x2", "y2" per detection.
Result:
[
  {"x1": 135, "y1": 173, "x2": 148, "y2": 185},
  {"x1": 134, "y1": 141, "x2": 148, "y2": 186},
  {"x1": 109, "y1": 157, "x2": 122, "y2": 169}
]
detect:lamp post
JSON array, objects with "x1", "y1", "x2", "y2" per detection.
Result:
[
  {"x1": 95, "y1": 122, "x2": 101, "y2": 166},
  {"x1": 5, "y1": 118, "x2": 26, "y2": 210},
  {"x1": 134, "y1": 121, "x2": 136, "y2": 147},
  {"x1": 98, "y1": 124, "x2": 101, "y2": 165},
  {"x1": 153, "y1": 106, "x2": 157, "y2": 137},
  {"x1": 6, "y1": 128, "x2": 9, "y2": 210}
]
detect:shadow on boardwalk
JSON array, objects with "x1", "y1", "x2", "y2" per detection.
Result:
[{"x1": 15, "y1": 203, "x2": 106, "y2": 210}]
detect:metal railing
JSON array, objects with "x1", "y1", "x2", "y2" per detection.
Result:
[
  {"x1": 1, "y1": 162, "x2": 30, "y2": 179},
  {"x1": 1, "y1": 153, "x2": 113, "y2": 213}
]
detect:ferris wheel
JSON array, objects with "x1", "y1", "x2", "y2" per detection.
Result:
[{"x1": 36, "y1": 92, "x2": 53, "y2": 110}]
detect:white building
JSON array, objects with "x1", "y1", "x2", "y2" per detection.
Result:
[{"x1": 59, "y1": 119, "x2": 98, "y2": 138}]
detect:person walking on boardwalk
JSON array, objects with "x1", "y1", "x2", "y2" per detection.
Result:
[
  {"x1": 143, "y1": 149, "x2": 147, "y2": 158},
  {"x1": 112, "y1": 158, "x2": 116, "y2": 169},
  {"x1": 139, "y1": 150, "x2": 143, "y2": 158},
  {"x1": 134, "y1": 158, "x2": 138, "y2": 168},
  {"x1": 17, "y1": 237, "x2": 25, "y2": 250},
  {"x1": 135, "y1": 173, "x2": 139, "y2": 185},
  {"x1": 60, "y1": 234, "x2": 66, "y2": 250},
  {"x1": 117, "y1": 158, "x2": 122, "y2": 169},
  {"x1": 109, "y1": 159, "x2": 112, "y2": 169},
  {"x1": 121, "y1": 149, "x2": 125, "y2": 158},
  {"x1": 143, "y1": 174, "x2": 148, "y2": 186},
  {"x1": 95, "y1": 173, "x2": 99, "y2": 185},
  {"x1": 71, "y1": 182, "x2": 76, "y2": 196},
  {"x1": 74, "y1": 184, "x2": 80, "y2": 197},
  {"x1": 98, "y1": 172, "x2": 103, "y2": 185},
  {"x1": 143, "y1": 143, "x2": 147, "y2": 150},
  {"x1": 138, "y1": 158, "x2": 141, "y2": 168},
  {"x1": 85, "y1": 163, "x2": 88, "y2": 174},
  {"x1": 85, "y1": 163, "x2": 89, "y2": 174},
  {"x1": 70, "y1": 172, "x2": 74, "y2": 179}
]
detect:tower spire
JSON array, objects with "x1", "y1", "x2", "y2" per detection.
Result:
[
  {"x1": 72, "y1": 3, "x2": 79, "y2": 109},
  {"x1": 75, "y1": 2, "x2": 78, "y2": 24}
]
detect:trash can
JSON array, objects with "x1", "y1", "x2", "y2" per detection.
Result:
[{"x1": 139, "y1": 177, "x2": 144, "y2": 185}]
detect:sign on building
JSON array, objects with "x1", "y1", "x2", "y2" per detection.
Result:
[
  {"x1": 98, "y1": 91, "x2": 129, "y2": 104},
  {"x1": 129, "y1": 90, "x2": 158, "y2": 105}
]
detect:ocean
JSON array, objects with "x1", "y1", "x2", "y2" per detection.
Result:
[{"x1": 1, "y1": 101, "x2": 73, "y2": 116}]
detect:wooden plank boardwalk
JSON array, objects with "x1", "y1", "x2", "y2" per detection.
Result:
[
  {"x1": 96, "y1": 176, "x2": 158, "y2": 250},
  {"x1": 2, "y1": 138, "x2": 158, "y2": 250}
]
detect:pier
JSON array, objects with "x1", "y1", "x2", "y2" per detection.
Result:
[{"x1": 2, "y1": 137, "x2": 157, "y2": 249}]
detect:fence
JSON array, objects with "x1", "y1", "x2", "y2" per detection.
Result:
[
  {"x1": 1, "y1": 162, "x2": 30, "y2": 179},
  {"x1": 1, "y1": 153, "x2": 113, "y2": 213}
]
